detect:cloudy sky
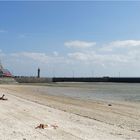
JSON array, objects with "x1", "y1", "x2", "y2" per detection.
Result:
[{"x1": 1, "y1": 1, "x2": 140, "y2": 77}]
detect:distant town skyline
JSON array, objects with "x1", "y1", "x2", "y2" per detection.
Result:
[{"x1": 1, "y1": 1, "x2": 140, "y2": 77}]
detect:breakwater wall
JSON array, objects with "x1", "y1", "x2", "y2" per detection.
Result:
[
  {"x1": 52, "y1": 77, "x2": 140, "y2": 83},
  {"x1": 14, "y1": 76, "x2": 53, "y2": 83},
  {"x1": 14, "y1": 76, "x2": 140, "y2": 83}
]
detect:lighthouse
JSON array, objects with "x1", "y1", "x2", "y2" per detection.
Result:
[{"x1": 37, "y1": 68, "x2": 40, "y2": 78}]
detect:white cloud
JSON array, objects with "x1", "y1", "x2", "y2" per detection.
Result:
[
  {"x1": 53, "y1": 51, "x2": 59, "y2": 56},
  {"x1": 68, "y1": 51, "x2": 130, "y2": 65},
  {"x1": 11, "y1": 52, "x2": 49, "y2": 63},
  {"x1": 101, "y1": 40, "x2": 140, "y2": 52},
  {"x1": 1, "y1": 39, "x2": 140, "y2": 76},
  {"x1": 110, "y1": 40, "x2": 140, "y2": 47},
  {"x1": 9, "y1": 39, "x2": 140, "y2": 67},
  {"x1": 6, "y1": 51, "x2": 68, "y2": 76},
  {"x1": 64, "y1": 40, "x2": 96, "y2": 49},
  {"x1": 68, "y1": 39, "x2": 140, "y2": 66},
  {"x1": 11, "y1": 52, "x2": 67, "y2": 65},
  {"x1": 68, "y1": 52, "x2": 90, "y2": 61}
]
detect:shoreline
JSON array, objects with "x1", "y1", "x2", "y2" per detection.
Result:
[{"x1": 0, "y1": 84, "x2": 140, "y2": 139}]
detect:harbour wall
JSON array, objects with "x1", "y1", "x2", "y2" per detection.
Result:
[
  {"x1": 14, "y1": 76, "x2": 140, "y2": 83},
  {"x1": 14, "y1": 76, "x2": 53, "y2": 83},
  {"x1": 52, "y1": 77, "x2": 140, "y2": 83}
]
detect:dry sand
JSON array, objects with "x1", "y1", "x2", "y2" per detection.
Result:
[{"x1": 0, "y1": 84, "x2": 140, "y2": 140}]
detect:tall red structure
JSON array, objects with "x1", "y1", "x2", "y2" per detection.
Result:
[{"x1": 0, "y1": 62, "x2": 12, "y2": 77}]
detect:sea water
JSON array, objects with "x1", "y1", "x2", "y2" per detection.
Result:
[{"x1": 42, "y1": 82, "x2": 140, "y2": 102}]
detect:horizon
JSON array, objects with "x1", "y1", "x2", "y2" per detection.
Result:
[{"x1": 1, "y1": 1, "x2": 140, "y2": 77}]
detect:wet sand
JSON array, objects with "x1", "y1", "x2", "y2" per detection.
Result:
[{"x1": 0, "y1": 84, "x2": 140, "y2": 140}]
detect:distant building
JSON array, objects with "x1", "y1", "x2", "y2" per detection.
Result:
[{"x1": 0, "y1": 62, "x2": 12, "y2": 77}]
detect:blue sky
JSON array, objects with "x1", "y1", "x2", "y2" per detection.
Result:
[{"x1": 1, "y1": 1, "x2": 140, "y2": 77}]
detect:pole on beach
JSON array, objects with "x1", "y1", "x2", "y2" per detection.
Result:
[{"x1": 72, "y1": 70, "x2": 75, "y2": 78}]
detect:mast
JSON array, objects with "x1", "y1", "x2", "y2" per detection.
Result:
[{"x1": 0, "y1": 60, "x2": 3, "y2": 70}]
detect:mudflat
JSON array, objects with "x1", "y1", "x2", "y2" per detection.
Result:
[{"x1": 0, "y1": 84, "x2": 140, "y2": 140}]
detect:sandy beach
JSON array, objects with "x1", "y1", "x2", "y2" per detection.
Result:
[{"x1": 0, "y1": 84, "x2": 140, "y2": 140}]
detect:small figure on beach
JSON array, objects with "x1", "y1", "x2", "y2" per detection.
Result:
[
  {"x1": 35, "y1": 124, "x2": 47, "y2": 129},
  {"x1": 0, "y1": 94, "x2": 8, "y2": 100},
  {"x1": 35, "y1": 123, "x2": 58, "y2": 129}
]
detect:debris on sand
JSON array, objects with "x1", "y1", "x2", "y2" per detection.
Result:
[
  {"x1": 0, "y1": 94, "x2": 8, "y2": 100},
  {"x1": 51, "y1": 124, "x2": 58, "y2": 129},
  {"x1": 35, "y1": 123, "x2": 58, "y2": 129},
  {"x1": 108, "y1": 104, "x2": 112, "y2": 106},
  {"x1": 35, "y1": 124, "x2": 48, "y2": 129}
]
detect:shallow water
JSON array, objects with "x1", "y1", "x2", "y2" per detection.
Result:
[{"x1": 34, "y1": 82, "x2": 140, "y2": 102}]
